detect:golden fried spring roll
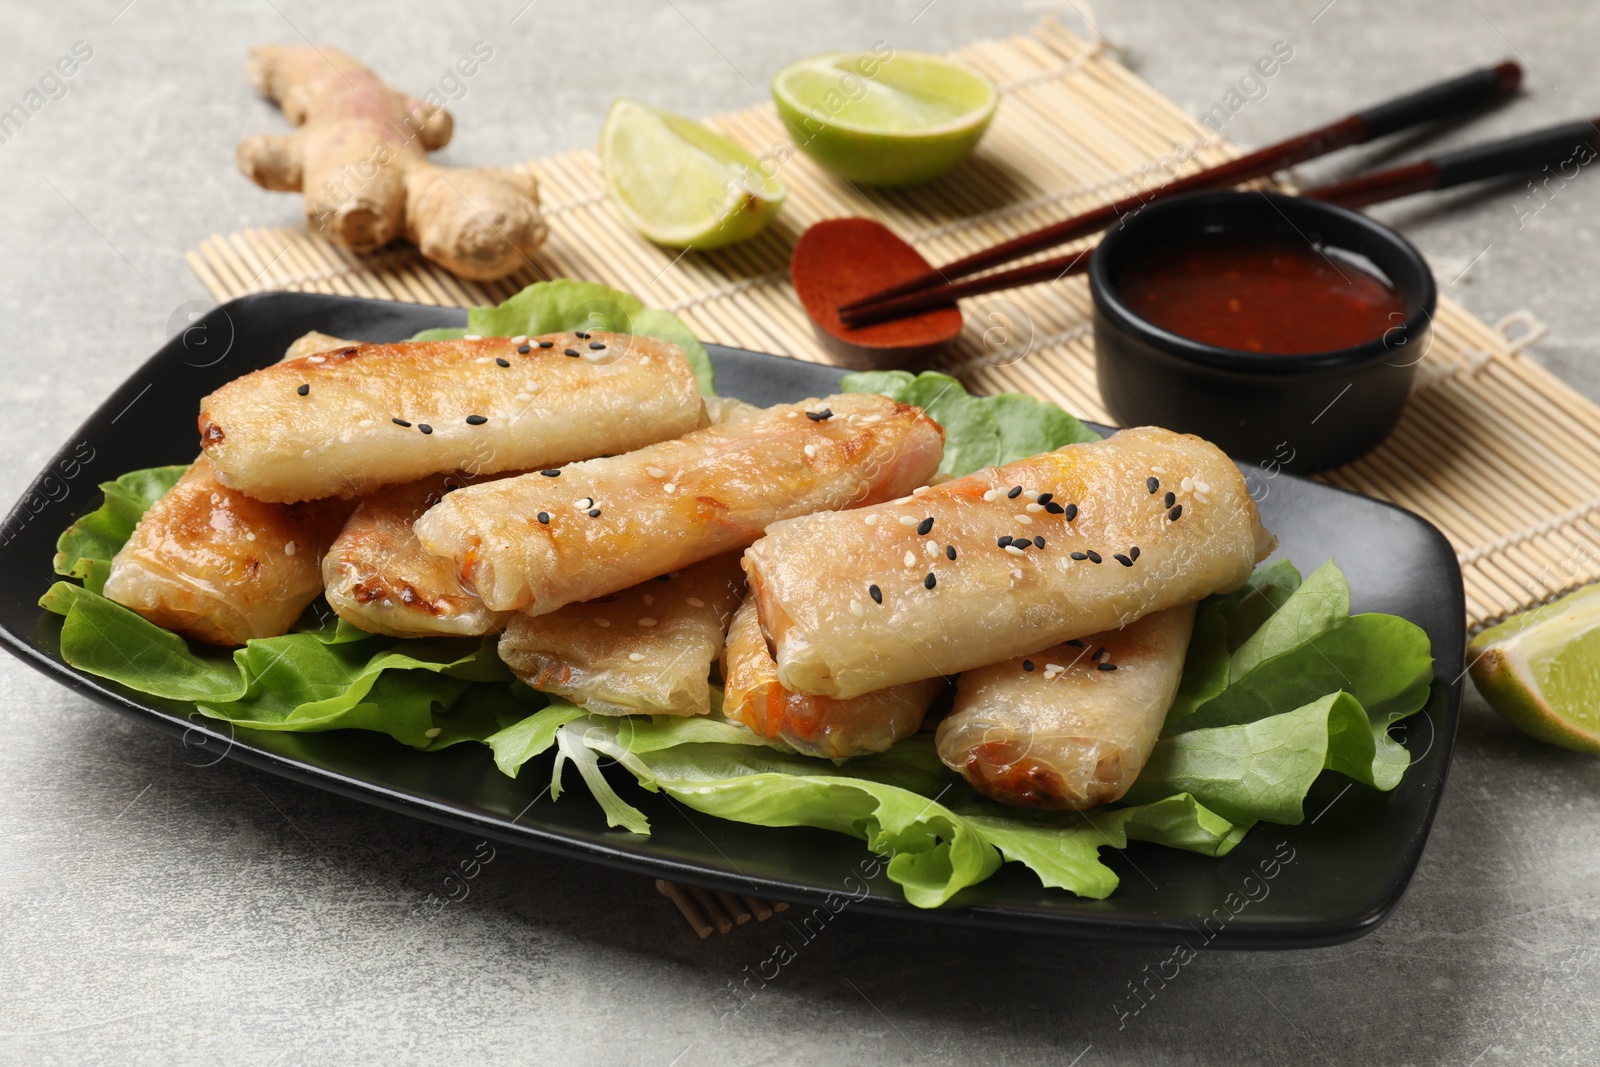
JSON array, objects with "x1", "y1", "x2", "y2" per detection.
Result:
[
  {"x1": 322, "y1": 474, "x2": 513, "y2": 638},
  {"x1": 102, "y1": 456, "x2": 351, "y2": 646},
  {"x1": 723, "y1": 597, "x2": 943, "y2": 758},
  {"x1": 414, "y1": 392, "x2": 945, "y2": 614},
  {"x1": 936, "y1": 604, "x2": 1195, "y2": 810},
  {"x1": 199, "y1": 331, "x2": 705, "y2": 502},
  {"x1": 744, "y1": 426, "x2": 1274, "y2": 699},
  {"x1": 497, "y1": 554, "x2": 745, "y2": 716}
]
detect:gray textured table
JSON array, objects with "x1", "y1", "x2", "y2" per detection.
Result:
[{"x1": 3, "y1": 2, "x2": 1597, "y2": 1064}]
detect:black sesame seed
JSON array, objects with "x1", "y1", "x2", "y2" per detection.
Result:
[
  {"x1": 917, "y1": 516, "x2": 934, "y2": 535},
  {"x1": 1092, "y1": 646, "x2": 1106, "y2": 660},
  {"x1": 540, "y1": 469, "x2": 560, "y2": 477},
  {"x1": 656, "y1": 574, "x2": 673, "y2": 582},
  {"x1": 1007, "y1": 485, "x2": 1023, "y2": 499},
  {"x1": 998, "y1": 535, "x2": 1014, "y2": 548},
  {"x1": 587, "y1": 508, "x2": 601, "y2": 518},
  {"x1": 563, "y1": 347, "x2": 580, "y2": 357},
  {"x1": 574, "y1": 331, "x2": 590, "y2": 339},
  {"x1": 418, "y1": 423, "x2": 433, "y2": 435},
  {"x1": 1045, "y1": 501, "x2": 1065, "y2": 514},
  {"x1": 1147, "y1": 477, "x2": 1160, "y2": 493},
  {"x1": 1163, "y1": 491, "x2": 1175, "y2": 507},
  {"x1": 1067, "y1": 639, "x2": 1085, "y2": 648},
  {"x1": 392, "y1": 418, "x2": 412, "y2": 428},
  {"x1": 1064, "y1": 503, "x2": 1079, "y2": 521},
  {"x1": 588, "y1": 341, "x2": 606, "y2": 351},
  {"x1": 1098, "y1": 662, "x2": 1118, "y2": 671},
  {"x1": 1070, "y1": 551, "x2": 1088, "y2": 561},
  {"x1": 515, "y1": 345, "x2": 530, "y2": 355},
  {"x1": 296, "y1": 383, "x2": 310, "y2": 396},
  {"x1": 1169, "y1": 504, "x2": 1183, "y2": 521},
  {"x1": 1037, "y1": 492, "x2": 1053, "y2": 505},
  {"x1": 806, "y1": 407, "x2": 833, "y2": 421},
  {"x1": 536, "y1": 511, "x2": 550, "y2": 524},
  {"x1": 924, "y1": 572, "x2": 937, "y2": 590},
  {"x1": 465, "y1": 414, "x2": 488, "y2": 425},
  {"x1": 1114, "y1": 553, "x2": 1133, "y2": 567},
  {"x1": 1033, "y1": 536, "x2": 1045, "y2": 549},
  {"x1": 869, "y1": 584, "x2": 882, "y2": 604},
  {"x1": 945, "y1": 545, "x2": 957, "y2": 560},
  {"x1": 538, "y1": 340, "x2": 554, "y2": 348},
  {"x1": 498, "y1": 356, "x2": 513, "y2": 366},
  {"x1": 1086, "y1": 550, "x2": 1102, "y2": 564},
  {"x1": 1023, "y1": 660, "x2": 1035, "y2": 672},
  {"x1": 1130, "y1": 546, "x2": 1140, "y2": 561}
]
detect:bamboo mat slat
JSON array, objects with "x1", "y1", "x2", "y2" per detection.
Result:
[{"x1": 185, "y1": 18, "x2": 1600, "y2": 632}]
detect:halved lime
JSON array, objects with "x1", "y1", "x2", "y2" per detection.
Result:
[
  {"x1": 600, "y1": 98, "x2": 786, "y2": 250},
  {"x1": 1469, "y1": 582, "x2": 1600, "y2": 753},
  {"x1": 773, "y1": 50, "x2": 999, "y2": 186}
]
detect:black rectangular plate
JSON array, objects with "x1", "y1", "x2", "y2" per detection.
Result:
[{"x1": 0, "y1": 292, "x2": 1464, "y2": 948}]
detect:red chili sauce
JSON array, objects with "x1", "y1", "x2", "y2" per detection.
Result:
[{"x1": 1113, "y1": 229, "x2": 1407, "y2": 354}]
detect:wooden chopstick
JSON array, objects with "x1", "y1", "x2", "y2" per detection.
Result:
[{"x1": 837, "y1": 60, "x2": 1521, "y2": 323}]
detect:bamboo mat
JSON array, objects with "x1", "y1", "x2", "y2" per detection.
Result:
[{"x1": 187, "y1": 18, "x2": 1600, "y2": 633}]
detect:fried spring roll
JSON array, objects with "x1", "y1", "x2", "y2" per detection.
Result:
[
  {"x1": 936, "y1": 604, "x2": 1195, "y2": 810},
  {"x1": 322, "y1": 474, "x2": 512, "y2": 638},
  {"x1": 102, "y1": 456, "x2": 351, "y2": 645},
  {"x1": 199, "y1": 331, "x2": 705, "y2": 502},
  {"x1": 744, "y1": 426, "x2": 1274, "y2": 699},
  {"x1": 723, "y1": 597, "x2": 942, "y2": 758},
  {"x1": 414, "y1": 392, "x2": 945, "y2": 614},
  {"x1": 497, "y1": 554, "x2": 745, "y2": 716}
]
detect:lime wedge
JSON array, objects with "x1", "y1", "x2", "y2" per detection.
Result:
[
  {"x1": 773, "y1": 50, "x2": 999, "y2": 186},
  {"x1": 600, "y1": 98, "x2": 786, "y2": 250},
  {"x1": 1469, "y1": 582, "x2": 1600, "y2": 753}
]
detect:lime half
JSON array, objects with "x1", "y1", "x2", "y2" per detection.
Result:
[
  {"x1": 773, "y1": 50, "x2": 999, "y2": 186},
  {"x1": 600, "y1": 98, "x2": 786, "y2": 250},
  {"x1": 1469, "y1": 582, "x2": 1600, "y2": 753}
]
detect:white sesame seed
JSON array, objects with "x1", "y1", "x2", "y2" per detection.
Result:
[
  {"x1": 464, "y1": 333, "x2": 482, "y2": 341},
  {"x1": 594, "y1": 619, "x2": 611, "y2": 627},
  {"x1": 1025, "y1": 502, "x2": 1044, "y2": 513},
  {"x1": 1046, "y1": 663, "x2": 1064, "y2": 673},
  {"x1": 1195, "y1": 491, "x2": 1210, "y2": 504},
  {"x1": 924, "y1": 541, "x2": 939, "y2": 558},
  {"x1": 849, "y1": 599, "x2": 866, "y2": 618},
  {"x1": 1014, "y1": 514, "x2": 1034, "y2": 525},
  {"x1": 1181, "y1": 476, "x2": 1194, "y2": 491},
  {"x1": 1005, "y1": 545, "x2": 1026, "y2": 557},
  {"x1": 284, "y1": 541, "x2": 296, "y2": 556},
  {"x1": 1196, "y1": 480, "x2": 1212, "y2": 494},
  {"x1": 576, "y1": 497, "x2": 593, "y2": 509},
  {"x1": 899, "y1": 515, "x2": 919, "y2": 527},
  {"x1": 638, "y1": 617, "x2": 657, "y2": 627},
  {"x1": 515, "y1": 392, "x2": 532, "y2": 402},
  {"x1": 307, "y1": 355, "x2": 325, "y2": 363},
  {"x1": 1024, "y1": 491, "x2": 1040, "y2": 502},
  {"x1": 864, "y1": 514, "x2": 880, "y2": 526},
  {"x1": 912, "y1": 485, "x2": 931, "y2": 497},
  {"x1": 686, "y1": 597, "x2": 705, "y2": 608},
  {"x1": 1151, "y1": 466, "x2": 1167, "y2": 475},
  {"x1": 804, "y1": 444, "x2": 817, "y2": 458},
  {"x1": 357, "y1": 418, "x2": 374, "y2": 428},
  {"x1": 645, "y1": 466, "x2": 666, "y2": 478},
  {"x1": 983, "y1": 489, "x2": 998, "y2": 502},
  {"x1": 643, "y1": 594, "x2": 654, "y2": 605},
  {"x1": 903, "y1": 551, "x2": 916, "y2": 567},
  {"x1": 476, "y1": 356, "x2": 491, "y2": 364},
  {"x1": 664, "y1": 483, "x2": 676, "y2": 494},
  {"x1": 425, "y1": 727, "x2": 442, "y2": 738},
  {"x1": 628, "y1": 652, "x2": 645, "y2": 662},
  {"x1": 786, "y1": 410, "x2": 799, "y2": 417},
  {"x1": 894, "y1": 496, "x2": 913, "y2": 505},
  {"x1": 511, "y1": 335, "x2": 527, "y2": 344},
  {"x1": 245, "y1": 532, "x2": 256, "y2": 541}
]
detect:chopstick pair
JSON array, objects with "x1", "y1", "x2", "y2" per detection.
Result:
[{"x1": 836, "y1": 62, "x2": 1590, "y2": 328}]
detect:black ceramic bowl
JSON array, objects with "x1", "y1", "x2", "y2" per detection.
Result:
[{"x1": 1090, "y1": 190, "x2": 1437, "y2": 473}]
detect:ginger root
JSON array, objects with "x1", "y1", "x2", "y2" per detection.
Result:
[{"x1": 236, "y1": 45, "x2": 547, "y2": 281}]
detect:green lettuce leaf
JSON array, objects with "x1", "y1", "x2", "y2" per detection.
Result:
[
  {"x1": 408, "y1": 280, "x2": 715, "y2": 395},
  {"x1": 839, "y1": 369, "x2": 1099, "y2": 476},
  {"x1": 53, "y1": 465, "x2": 188, "y2": 594}
]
